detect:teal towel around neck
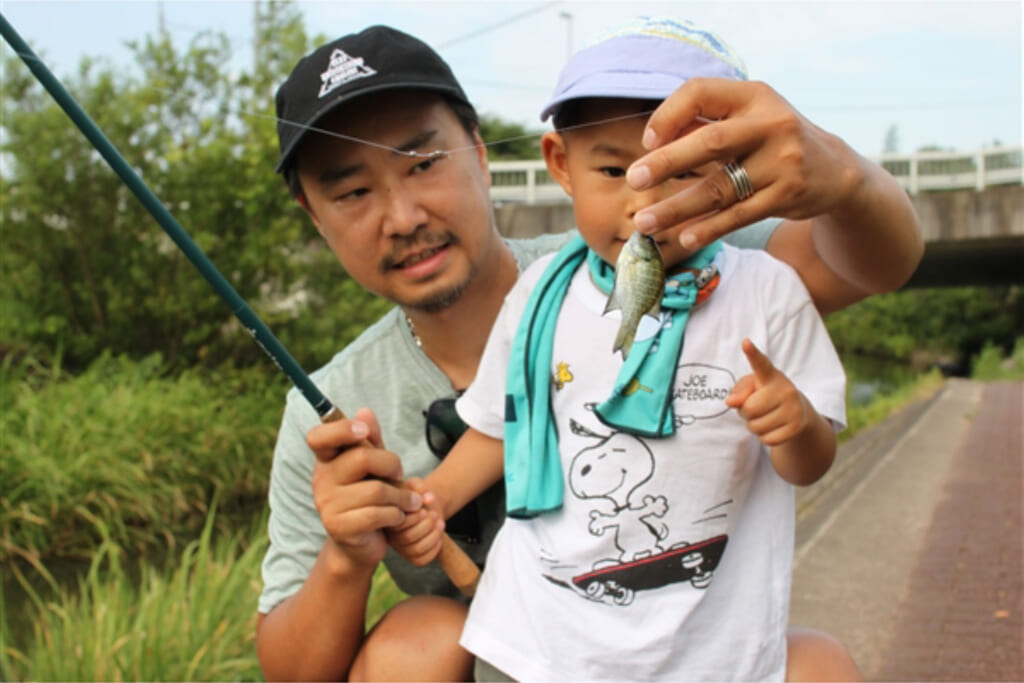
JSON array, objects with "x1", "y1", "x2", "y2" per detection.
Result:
[{"x1": 504, "y1": 234, "x2": 721, "y2": 518}]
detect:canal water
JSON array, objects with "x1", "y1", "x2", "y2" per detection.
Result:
[{"x1": 842, "y1": 353, "x2": 921, "y2": 406}]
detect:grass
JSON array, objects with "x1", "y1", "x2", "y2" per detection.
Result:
[
  {"x1": 841, "y1": 367, "x2": 945, "y2": 442},
  {"x1": 970, "y1": 337, "x2": 1024, "y2": 381},
  {"x1": 0, "y1": 506, "x2": 408, "y2": 682},
  {"x1": 0, "y1": 349, "x2": 411, "y2": 681},
  {"x1": 366, "y1": 564, "x2": 409, "y2": 630},
  {"x1": 1, "y1": 503, "x2": 266, "y2": 682},
  {"x1": 0, "y1": 352, "x2": 283, "y2": 563}
]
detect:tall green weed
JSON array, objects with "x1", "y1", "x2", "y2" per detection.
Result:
[
  {"x1": 1, "y1": 352, "x2": 284, "y2": 562},
  {"x1": 1, "y1": 505, "x2": 266, "y2": 681}
]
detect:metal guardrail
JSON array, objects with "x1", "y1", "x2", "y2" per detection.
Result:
[
  {"x1": 878, "y1": 146, "x2": 1023, "y2": 194},
  {"x1": 489, "y1": 145, "x2": 1023, "y2": 204}
]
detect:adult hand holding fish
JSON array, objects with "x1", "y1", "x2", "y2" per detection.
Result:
[
  {"x1": 625, "y1": 78, "x2": 922, "y2": 314},
  {"x1": 725, "y1": 338, "x2": 837, "y2": 486},
  {"x1": 626, "y1": 79, "x2": 861, "y2": 238}
]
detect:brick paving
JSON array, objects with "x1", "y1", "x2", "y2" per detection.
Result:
[{"x1": 873, "y1": 381, "x2": 1022, "y2": 681}]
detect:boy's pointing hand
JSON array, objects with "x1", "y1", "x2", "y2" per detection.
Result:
[{"x1": 726, "y1": 338, "x2": 811, "y2": 446}]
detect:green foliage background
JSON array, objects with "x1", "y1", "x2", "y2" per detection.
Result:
[
  {"x1": 8, "y1": 0, "x2": 1015, "y2": 374},
  {"x1": 824, "y1": 285, "x2": 1023, "y2": 365}
]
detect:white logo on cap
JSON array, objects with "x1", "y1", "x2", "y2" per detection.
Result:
[{"x1": 319, "y1": 48, "x2": 377, "y2": 99}]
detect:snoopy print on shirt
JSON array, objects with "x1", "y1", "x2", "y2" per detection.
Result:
[{"x1": 540, "y1": 360, "x2": 741, "y2": 607}]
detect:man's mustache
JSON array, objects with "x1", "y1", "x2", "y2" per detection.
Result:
[{"x1": 379, "y1": 230, "x2": 459, "y2": 272}]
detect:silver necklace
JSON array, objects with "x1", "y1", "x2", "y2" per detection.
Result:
[{"x1": 406, "y1": 314, "x2": 422, "y2": 348}]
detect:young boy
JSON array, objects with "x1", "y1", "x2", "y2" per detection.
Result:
[{"x1": 391, "y1": 18, "x2": 846, "y2": 681}]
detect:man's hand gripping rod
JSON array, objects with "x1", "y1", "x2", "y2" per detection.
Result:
[
  {"x1": 319, "y1": 407, "x2": 479, "y2": 597},
  {"x1": 0, "y1": 12, "x2": 480, "y2": 598}
]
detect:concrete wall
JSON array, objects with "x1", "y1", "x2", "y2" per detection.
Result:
[
  {"x1": 494, "y1": 202, "x2": 575, "y2": 238},
  {"x1": 494, "y1": 185, "x2": 1024, "y2": 244},
  {"x1": 910, "y1": 184, "x2": 1023, "y2": 243}
]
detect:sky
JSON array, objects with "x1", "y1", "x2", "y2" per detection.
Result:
[{"x1": 1, "y1": 0, "x2": 1021, "y2": 158}]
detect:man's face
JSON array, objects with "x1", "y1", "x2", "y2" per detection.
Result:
[
  {"x1": 543, "y1": 98, "x2": 717, "y2": 270},
  {"x1": 295, "y1": 91, "x2": 495, "y2": 312}
]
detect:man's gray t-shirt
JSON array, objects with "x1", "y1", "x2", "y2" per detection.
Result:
[{"x1": 258, "y1": 222, "x2": 780, "y2": 614}]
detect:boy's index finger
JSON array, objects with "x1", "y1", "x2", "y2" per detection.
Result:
[{"x1": 741, "y1": 338, "x2": 776, "y2": 384}]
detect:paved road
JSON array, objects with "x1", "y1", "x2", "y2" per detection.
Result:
[{"x1": 790, "y1": 378, "x2": 1022, "y2": 681}]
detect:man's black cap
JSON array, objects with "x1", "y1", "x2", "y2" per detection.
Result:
[{"x1": 274, "y1": 25, "x2": 472, "y2": 174}]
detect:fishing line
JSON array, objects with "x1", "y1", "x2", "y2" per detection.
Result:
[
  {"x1": 262, "y1": 108, "x2": 665, "y2": 159},
  {"x1": 3, "y1": 25, "x2": 690, "y2": 410},
  {"x1": 5, "y1": 43, "x2": 682, "y2": 160}
]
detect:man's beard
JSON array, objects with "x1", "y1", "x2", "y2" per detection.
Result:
[{"x1": 405, "y1": 279, "x2": 470, "y2": 313}]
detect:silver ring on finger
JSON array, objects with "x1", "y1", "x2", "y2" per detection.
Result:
[{"x1": 723, "y1": 161, "x2": 755, "y2": 202}]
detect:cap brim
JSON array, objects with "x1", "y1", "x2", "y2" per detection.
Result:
[{"x1": 275, "y1": 82, "x2": 469, "y2": 173}]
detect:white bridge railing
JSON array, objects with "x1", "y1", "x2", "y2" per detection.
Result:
[{"x1": 489, "y1": 145, "x2": 1023, "y2": 204}]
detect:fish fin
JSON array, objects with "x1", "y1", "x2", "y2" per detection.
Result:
[
  {"x1": 603, "y1": 289, "x2": 620, "y2": 315},
  {"x1": 644, "y1": 299, "x2": 661, "y2": 320}
]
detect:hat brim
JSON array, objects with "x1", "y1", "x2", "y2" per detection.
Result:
[{"x1": 539, "y1": 71, "x2": 686, "y2": 122}]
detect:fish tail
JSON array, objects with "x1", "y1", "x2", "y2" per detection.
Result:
[{"x1": 613, "y1": 324, "x2": 634, "y2": 360}]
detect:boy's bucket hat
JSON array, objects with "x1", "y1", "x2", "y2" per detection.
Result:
[{"x1": 540, "y1": 17, "x2": 747, "y2": 122}]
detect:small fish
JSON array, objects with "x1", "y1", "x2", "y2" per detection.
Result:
[{"x1": 604, "y1": 232, "x2": 665, "y2": 359}]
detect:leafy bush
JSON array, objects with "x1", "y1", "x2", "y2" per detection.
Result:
[
  {"x1": 842, "y1": 368, "x2": 944, "y2": 440},
  {"x1": 826, "y1": 286, "x2": 1022, "y2": 364}
]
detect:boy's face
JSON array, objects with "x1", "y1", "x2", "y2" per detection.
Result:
[
  {"x1": 294, "y1": 90, "x2": 497, "y2": 312},
  {"x1": 542, "y1": 98, "x2": 718, "y2": 269}
]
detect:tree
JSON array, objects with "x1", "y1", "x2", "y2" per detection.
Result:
[
  {"x1": 478, "y1": 115, "x2": 542, "y2": 160},
  {"x1": 0, "y1": 1, "x2": 386, "y2": 371},
  {"x1": 825, "y1": 286, "x2": 1023, "y2": 365}
]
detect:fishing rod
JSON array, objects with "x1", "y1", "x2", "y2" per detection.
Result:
[{"x1": 0, "y1": 12, "x2": 479, "y2": 598}]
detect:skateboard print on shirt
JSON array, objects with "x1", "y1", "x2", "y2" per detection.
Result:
[{"x1": 542, "y1": 411, "x2": 730, "y2": 607}]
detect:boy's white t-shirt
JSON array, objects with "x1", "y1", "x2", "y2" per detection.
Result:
[{"x1": 456, "y1": 244, "x2": 846, "y2": 681}]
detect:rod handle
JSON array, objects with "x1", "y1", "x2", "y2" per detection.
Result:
[{"x1": 438, "y1": 532, "x2": 480, "y2": 597}]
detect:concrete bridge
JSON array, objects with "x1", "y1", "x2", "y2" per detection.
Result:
[{"x1": 489, "y1": 145, "x2": 1024, "y2": 288}]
